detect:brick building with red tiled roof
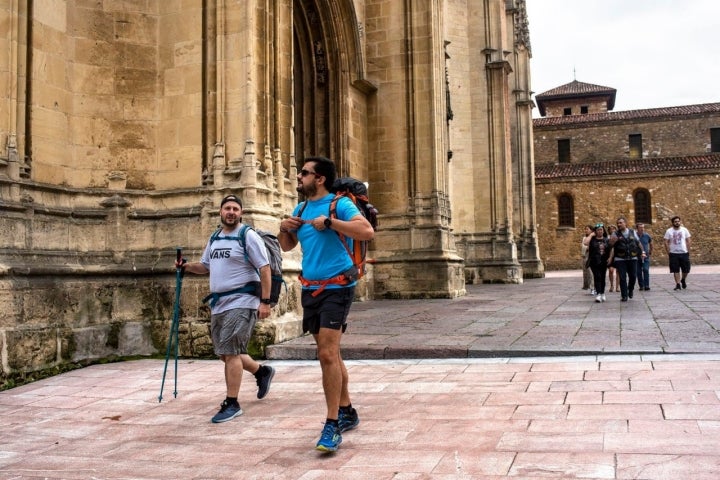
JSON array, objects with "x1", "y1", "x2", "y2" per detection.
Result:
[{"x1": 533, "y1": 81, "x2": 720, "y2": 270}]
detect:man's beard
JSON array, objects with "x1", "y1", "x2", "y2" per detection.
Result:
[
  {"x1": 221, "y1": 215, "x2": 240, "y2": 228},
  {"x1": 297, "y1": 181, "x2": 317, "y2": 198}
]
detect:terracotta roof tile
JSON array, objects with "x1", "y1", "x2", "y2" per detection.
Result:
[
  {"x1": 535, "y1": 80, "x2": 617, "y2": 115},
  {"x1": 534, "y1": 102, "x2": 720, "y2": 127},
  {"x1": 536, "y1": 80, "x2": 616, "y2": 98},
  {"x1": 535, "y1": 154, "x2": 720, "y2": 180}
]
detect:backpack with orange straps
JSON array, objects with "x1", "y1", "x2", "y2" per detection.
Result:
[{"x1": 297, "y1": 177, "x2": 378, "y2": 294}]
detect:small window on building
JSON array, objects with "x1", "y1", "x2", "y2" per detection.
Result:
[
  {"x1": 629, "y1": 134, "x2": 642, "y2": 159},
  {"x1": 580, "y1": 105, "x2": 588, "y2": 114},
  {"x1": 558, "y1": 139, "x2": 570, "y2": 163},
  {"x1": 634, "y1": 188, "x2": 652, "y2": 224},
  {"x1": 563, "y1": 107, "x2": 572, "y2": 116},
  {"x1": 711, "y1": 127, "x2": 720, "y2": 152},
  {"x1": 558, "y1": 193, "x2": 575, "y2": 227}
]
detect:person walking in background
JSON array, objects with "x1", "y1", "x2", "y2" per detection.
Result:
[
  {"x1": 664, "y1": 216, "x2": 692, "y2": 291},
  {"x1": 176, "y1": 194, "x2": 276, "y2": 423},
  {"x1": 635, "y1": 222, "x2": 653, "y2": 290},
  {"x1": 583, "y1": 223, "x2": 610, "y2": 302},
  {"x1": 278, "y1": 156, "x2": 374, "y2": 453},
  {"x1": 608, "y1": 217, "x2": 646, "y2": 302},
  {"x1": 581, "y1": 225, "x2": 596, "y2": 295},
  {"x1": 606, "y1": 225, "x2": 619, "y2": 292}
]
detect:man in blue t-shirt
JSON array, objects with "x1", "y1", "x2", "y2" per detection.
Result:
[{"x1": 278, "y1": 156, "x2": 374, "y2": 453}]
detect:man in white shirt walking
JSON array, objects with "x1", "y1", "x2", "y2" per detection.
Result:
[{"x1": 663, "y1": 216, "x2": 692, "y2": 291}]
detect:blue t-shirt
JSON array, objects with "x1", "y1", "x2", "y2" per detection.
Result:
[
  {"x1": 638, "y1": 232, "x2": 652, "y2": 257},
  {"x1": 293, "y1": 194, "x2": 361, "y2": 288}
]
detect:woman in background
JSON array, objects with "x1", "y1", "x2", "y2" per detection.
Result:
[
  {"x1": 583, "y1": 223, "x2": 610, "y2": 302},
  {"x1": 606, "y1": 224, "x2": 619, "y2": 292}
]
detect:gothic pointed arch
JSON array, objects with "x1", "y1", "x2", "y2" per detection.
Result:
[{"x1": 292, "y1": 0, "x2": 370, "y2": 177}]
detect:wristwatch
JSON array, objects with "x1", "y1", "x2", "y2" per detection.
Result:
[
  {"x1": 323, "y1": 217, "x2": 333, "y2": 229},
  {"x1": 260, "y1": 298, "x2": 272, "y2": 304}
]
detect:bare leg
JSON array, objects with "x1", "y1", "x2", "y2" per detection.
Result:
[
  {"x1": 314, "y1": 328, "x2": 345, "y2": 420},
  {"x1": 221, "y1": 354, "x2": 244, "y2": 398},
  {"x1": 241, "y1": 353, "x2": 261, "y2": 375}
]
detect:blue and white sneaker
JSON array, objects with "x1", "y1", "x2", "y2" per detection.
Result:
[
  {"x1": 211, "y1": 400, "x2": 243, "y2": 423},
  {"x1": 315, "y1": 422, "x2": 342, "y2": 452},
  {"x1": 338, "y1": 407, "x2": 359, "y2": 432}
]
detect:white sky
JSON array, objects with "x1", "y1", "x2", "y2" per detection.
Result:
[{"x1": 526, "y1": 0, "x2": 720, "y2": 117}]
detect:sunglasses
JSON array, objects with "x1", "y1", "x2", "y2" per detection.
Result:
[
  {"x1": 595, "y1": 224, "x2": 604, "y2": 228},
  {"x1": 299, "y1": 169, "x2": 321, "y2": 178}
]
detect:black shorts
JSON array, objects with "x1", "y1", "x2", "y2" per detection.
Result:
[
  {"x1": 301, "y1": 286, "x2": 355, "y2": 334},
  {"x1": 668, "y1": 252, "x2": 691, "y2": 274}
]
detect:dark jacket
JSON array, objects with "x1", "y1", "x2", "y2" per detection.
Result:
[{"x1": 588, "y1": 236, "x2": 610, "y2": 267}]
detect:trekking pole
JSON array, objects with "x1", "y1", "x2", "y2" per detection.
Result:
[{"x1": 159, "y1": 247, "x2": 184, "y2": 403}]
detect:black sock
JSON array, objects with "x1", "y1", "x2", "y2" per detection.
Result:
[
  {"x1": 339, "y1": 404, "x2": 353, "y2": 413},
  {"x1": 254, "y1": 366, "x2": 266, "y2": 379},
  {"x1": 326, "y1": 418, "x2": 339, "y2": 426},
  {"x1": 225, "y1": 396, "x2": 238, "y2": 405}
]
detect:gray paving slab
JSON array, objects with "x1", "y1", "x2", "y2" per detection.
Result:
[{"x1": 267, "y1": 265, "x2": 720, "y2": 360}]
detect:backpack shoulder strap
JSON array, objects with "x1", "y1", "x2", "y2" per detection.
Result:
[
  {"x1": 209, "y1": 227, "x2": 223, "y2": 244},
  {"x1": 238, "y1": 224, "x2": 253, "y2": 264},
  {"x1": 296, "y1": 201, "x2": 309, "y2": 220}
]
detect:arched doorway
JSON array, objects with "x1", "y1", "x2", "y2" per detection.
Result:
[
  {"x1": 292, "y1": 0, "x2": 369, "y2": 178},
  {"x1": 293, "y1": 0, "x2": 337, "y2": 172}
]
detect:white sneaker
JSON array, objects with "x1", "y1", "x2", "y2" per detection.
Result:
[
  {"x1": 601, "y1": 294, "x2": 606, "y2": 302},
  {"x1": 590, "y1": 289, "x2": 597, "y2": 295},
  {"x1": 595, "y1": 294, "x2": 602, "y2": 303}
]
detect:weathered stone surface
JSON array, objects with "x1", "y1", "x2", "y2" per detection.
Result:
[{"x1": 0, "y1": 1, "x2": 539, "y2": 380}]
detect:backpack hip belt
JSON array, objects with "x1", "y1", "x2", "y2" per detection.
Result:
[
  {"x1": 299, "y1": 266, "x2": 358, "y2": 297},
  {"x1": 202, "y1": 282, "x2": 259, "y2": 308}
]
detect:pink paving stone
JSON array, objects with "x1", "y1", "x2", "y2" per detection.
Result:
[
  {"x1": 526, "y1": 381, "x2": 552, "y2": 392},
  {"x1": 513, "y1": 404, "x2": 569, "y2": 420},
  {"x1": 528, "y1": 362, "x2": 600, "y2": 372},
  {"x1": 484, "y1": 391, "x2": 566, "y2": 406},
  {"x1": 697, "y1": 420, "x2": 720, "y2": 433},
  {"x1": 629, "y1": 379, "x2": 674, "y2": 391},
  {"x1": 604, "y1": 390, "x2": 720, "y2": 404},
  {"x1": 628, "y1": 419, "x2": 701, "y2": 435},
  {"x1": 464, "y1": 363, "x2": 533, "y2": 373},
  {"x1": 549, "y1": 380, "x2": 630, "y2": 392},
  {"x1": 598, "y1": 361, "x2": 654, "y2": 371},
  {"x1": 663, "y1": 403, "x2": 720, "y2": 420},
  {"x1": 497, "y1": 431, "x2": 604, "y2": 453},
  {"x1": 670, "y1": 378, "x2": 720, "y2": 391},
  {"x1": 528, "y1": 419, "x2": 627, "y2": 434},
  {"x1": 616, "y1": 453, "x2": 720, "y2": 480},
  {"x1": 511, "y1": 370, "x2": 586, "y2": 382},
  {"x1": 340, "y1": 449, "x2": 446, "y2": 473},
  {"x1": 509, "y1": 452, "x2": 615, "y2": 478},
  {"x1": 565, "y1": 391, "x2": 603, "y2": 405},
  {"x1": 605, "y1": 432, "x2": 720, "y2": 455},
  {"x1": 432, "y1": 450, "x2": 516, "y2": 476},
  {"x1": 567, "y1": 403, "x2": 664, "y2": 420}
]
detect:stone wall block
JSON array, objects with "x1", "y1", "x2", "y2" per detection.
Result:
[{"x1": 7, "y1": 328, "x2": 57, "y2": 371}]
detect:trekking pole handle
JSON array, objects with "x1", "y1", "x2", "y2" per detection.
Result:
[{"x1": 175, "y1": 247, "x2": 187, "y2": 275}]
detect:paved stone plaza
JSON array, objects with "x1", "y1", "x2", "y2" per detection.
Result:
[{"x1": 1, "y1": 266, "x2": 719, "y2": 479}]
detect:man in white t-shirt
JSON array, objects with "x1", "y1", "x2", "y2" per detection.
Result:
[
  {"x1": 176, "y1": 194, "x2": 275, "y2": 423},
  {"x1": 663, "y1": 215, "x2": 692, "y2": 291}
]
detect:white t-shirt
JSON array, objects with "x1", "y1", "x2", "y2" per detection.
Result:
[
  {"x1": 664, "y1": 226, "x2": 691, "y2": 254},
  {"x1": 200, "y1": 225, "x2": 270, "y2": 313}
]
